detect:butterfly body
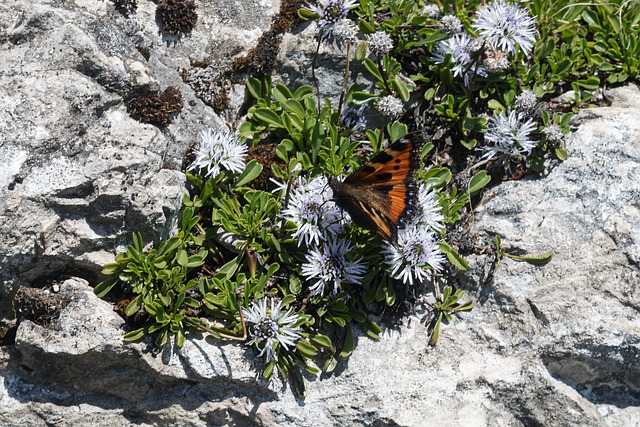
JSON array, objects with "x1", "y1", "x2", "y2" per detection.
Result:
[{"x1": 329, "y1": 140, "x2": 421, "y2": 241}]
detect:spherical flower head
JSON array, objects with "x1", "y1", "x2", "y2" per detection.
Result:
[
  {"x1": 440, "y1": 15, "x2": 463, "y2": 35},
  {"x1": 479, "y1": 109, "x2": 537, "y2": 161},
  {"x1": 327, "y1": 18, "x2": 358, "y2": 48},
  {"x1": 433, "y1": 33, "x2": 488, "y2": 88},
  {"x1": 484, "y1": 45, "x2": 510, "y2": 72},
  {"x1": 243, "y1": 298, "x2": 301, "y2": 363},
  {"x1": 188, "y1": 128, "x2": 247, "y2": 178},
  {"x1": 341, "y1": 103, "x2": 367, "y2": 131},
  {"x1": 376, "y1": 95, "x2": 404, "y2": 119},
  {"x1": 367, "y1": 31, "x2": 394, "y2": 56},
  {"x1": 382, "y1": 225, "x2": 446, "y2": 286},
  {"x1": 472, "y1": 0, "x2": 537, "y2": 57},
  {"x1": 542, "y1": 123, "x2": 564, "y2": 144},
  {"x1": 413, "y1": 183, "x2": 445, "y2": 233},
  {"x1": 301, "y1": 236, "x2": 366, "y2": 296},
  {"x1": 307, "y1": 0, "x2": 359, "y2": 39},
  {"x1": 282, "y1": 176, "x2": 343, "y2": 247},
  {"x1": 422, "y1": 4, "x2": 442, "y2": 19},
  {"x1": 515, "y1": 89, "x2": 537, "y2": 113}
]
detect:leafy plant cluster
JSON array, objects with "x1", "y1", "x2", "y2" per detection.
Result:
[{"x1": 96, "y1": 0, "x2": 634, "y2": 394}]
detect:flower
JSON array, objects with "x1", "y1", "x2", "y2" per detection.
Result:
[
  {"x1": 440, "y1": 15, "x2": 463, "y2": 35},
  {"x1": 301, "y1": 236, "x2": 366, "y2": 296},
  {"x1": 367, "y1": 30, "x2": 394, "y2": 56},
  {"x1": 382, "y1": 225, "x2": 445, "y2": 286},
  {"x1": 472, "y1": 0, "x2": 537, "y2": 56},
  {"x1": 376, "y1": 95, "x2": 404, "y2": 119},
  {"x1": 422, "y1": 4, "x2": 442, "y2": 19},
  {"x1": 542, "y1": 123, "x2": 564, "y2": 144},
  {"x1": 281, "y1": 176, "x2": 343, "y2": 247},
  {"x1": 307, "y1": 0, "x2": 359, "y2": 40},
  {"x1": 341, "y1": 103, "x2": 367, "y2": 130},
  {"x1": 327, "y1": 18, "x2": 358, "y2": 48},
  {"x1": 515, "y1": 89, "x2": 537, "y2": 113},
  {"x1": 243, "y1": 299, "x2": 301, "y2": 363},
  {"x1": 484, "y1": 45, "x2": 510, "y2": 72},
  {"x1": 433, "y1": 33, "x2": 487, "y2": 88},
  {"x1": 413, "y1": 183, "x2": 445, "y2": 233},
  {"x1": 188, "y1": 128, "x2": 247, "y2": 178},
  {"x1": 479, "y1": 109, "x2": 537, "y2": 161}
]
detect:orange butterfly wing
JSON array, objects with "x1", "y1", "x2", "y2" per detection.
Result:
[{"x1": 329, "y1": 140, "x2": 421, "y2": 241}]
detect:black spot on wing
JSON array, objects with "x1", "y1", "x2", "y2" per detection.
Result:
[
  {"x1": 375, "y1": 172, "x2": 393, "y2": 182},
  {"x1": 361, "y1": 165, "x2": 376, "y2": 175},
  {"x1": 376, "y1": 151, "x2": 394, "y2": 164}
]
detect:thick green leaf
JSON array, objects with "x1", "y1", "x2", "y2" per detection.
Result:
[
  {"x1": 253, "y1": 108, "x2": 283, "y2": 128},
  {"x1": 246, "y1": 78, "x2": 262, "y2": 100},
  {"x1": 504, "y1": 251, "x2": 554, "y2": 265},
  {"x1": 123, "y1": 327, "x2": 146, "y2": 341},
  {"x1": 387, "y1": 121, "x2": 407, "y2": 143},
  {"x1": 296, "y1": 340, "x2": 318, "y2": 358},
  {"x1": 438, "y1": 241, "x2": 468, "y2": 270},
  {"x1": 94, "y1": 275, "x2": 119, "y2": 298},
  {"x1": 233, "y1": 159, "x2": 263, "y2": 188},
  {"x1": 468, "y1": 171, "x2": 491, "y2": 196}
]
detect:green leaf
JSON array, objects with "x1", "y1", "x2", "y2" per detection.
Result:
[
  {"x1": 363, "y1": 58, "x2": 384, "y2": 83},
  {"x1": 125, "y1": 295, "x2": 143, "y2": 317},
  {"x1": 253, "y1": 108, "x2": 283, "y2": 128},
  {"x1": 246, "y1": 78, "x2": 262, "y2": 100},
  {"x1": 176, "y1": 249, "x2": 189, "y2": 267},
  {"x1": 438, "y1": 241, "x2": 468, "y2": 270},
  {"x1": 552, "y1": 58, "x2": 572, "y2": 75},
  {"x1": 296, "y1": 340, "x2": 318, "y2": 358},
  {"x1": 132, "y1": 231, "x2": 144, "y2": 252},
  {"x1": 233, "y1": 159, "x2": 263, "y2": 188},
  {"x1": 355, "y1": 41, "x2": 367, "y2": 61},
  {"x1": 310, "y1": 333, "x2": 333, "y2": 348},
  {"x1": 504, "y1": 251, "x2": 554, "y2": 265},
  {"x1": 575, "y1": 76, "x2": 600, "y2": 90},
  {"x1": 94, "y1": 275, "x2": 119, "y2": 298},
  {"x1": 364, "y1": 320, "x2": 382, "y2": 339},
  {"x1": 555, "y1": 147, "x2": 569, "y2": 160},
  {"x1": 387, "y1": 121, "x2": 407, "y2": 143},
  {"x1": 124, "y1": 327, "x2": 146, "y2": 341},
  {"x1": 298, "y1": 7, "x2": 318, "y2": 20},
  {"x1": 338, "y1": 326, "x2": 354, "y2": 358},
  {"x1": 393, "y1": 74, "x2": 411, "y2": 102},
  {"x1": 358, "y1": 19, "x2": 375, "y2": 34},
  {"x1": 468, "y1": 171, "x2": 491, "y2": 196}
]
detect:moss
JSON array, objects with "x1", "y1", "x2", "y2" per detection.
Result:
[
  {"x1": 112, "y1": 0, "x2": 137, "y2": 13},
  {"x1": 231, "y1": 0, "x2": 307, "y2": 77},
  {"x1": 156, "y1": 0, "x2": 198, "y2": 36},
  {"x1": 245, "y1": 140, "x2": 286, "y2": 192},
  {"x1": 126, "y1": 86, "x2": 184, "y2": 127}
]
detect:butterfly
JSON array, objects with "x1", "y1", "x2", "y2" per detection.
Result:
[{"x1": 328, "y1": 139, "x2": 421, "y2": 241}]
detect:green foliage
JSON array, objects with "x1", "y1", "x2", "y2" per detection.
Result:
[
  {"x1": 428, "y1": 285, "x2": 475, "y2": 346},
  {"x1": 95, "y1": 0, "x2": 634, "y2": 395}
]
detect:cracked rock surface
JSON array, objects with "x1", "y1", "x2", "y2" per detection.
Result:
[{"x1": 0, "y1": 0, "x2": 639, "y2": 425}]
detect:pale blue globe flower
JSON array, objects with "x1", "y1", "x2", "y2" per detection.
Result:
[
  {"x1": 307, "y1": 0, "x2": 359, "y2": 40},
  {"x1": 472, "y1": 0, "x2": 537, "y2": 56},
  {"x1": 188, "y1": 128, "x2": 247, "y2": 178},
  {"x1": 382, "y1": 225, "x2": 445, "y2": 286},
  {"x1": 282, "y1": 176, "x2": 343, "y2": 247},
  {"x1": 301, "y1": 236, "x2": 367, "y2": 296},
  {"x1": 413, "y1": 183, "x2": 445, "y2": 234},
  {"x1": 479, "y1": 109, "x2": 537, "y2": 161},
  {"x1": 243, "y1": 298, "x2": 301, "y2": 363},
  {"x1": 433, "y1": 33, "x2": 488, "y2": 88}
]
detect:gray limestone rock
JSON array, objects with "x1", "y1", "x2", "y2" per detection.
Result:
[{"x1": 0, "y1": 0, "x2": 638, "y2": 425}]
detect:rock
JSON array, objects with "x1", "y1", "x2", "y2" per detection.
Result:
[{"x1": 0, "y1": 0, "x2": 639, "y2": 425}]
